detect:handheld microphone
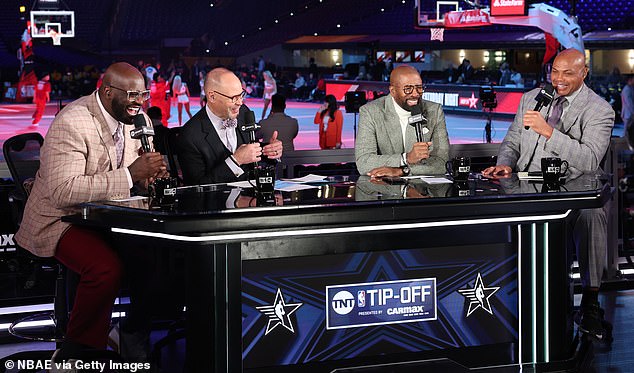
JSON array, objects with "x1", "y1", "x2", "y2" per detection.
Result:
[
  {"x1": 130, "y1": 113, "x2": 155, "y2": 153},
  {"x1": 525, "y1": 83, "x2": 555, "y2": 130},
  {"x1": 241, "y1": 110, "x2": 260, "y2": 143},
  {"x1": 408, "y1": 102, "x2": 428, "y2": 142}
]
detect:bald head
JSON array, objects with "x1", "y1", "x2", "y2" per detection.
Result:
[
  {"x1": 205, "y1": 68, "x2": 244, "y2": 119},
  {"x1": 554, "y1": 48, "x2": 585, "y2": 69},
  {"x1": 551, "y1": 48, "x2": 588, "y2": 97},
  {"x1": 204, "y1": 67, "x2": 240, "y2": 95},
  {"x1": 390, "y1": 65, "x2": 420, "y2": 86},
  {"x1": 100, "y1": 62, "x2": 144, "y2": 92},
  {"x1": 389, "y1": 65, "x2": 423, "y2": 112},
  {"x1": 98, "y1": 62, "x2": 146, "y2": 124}
]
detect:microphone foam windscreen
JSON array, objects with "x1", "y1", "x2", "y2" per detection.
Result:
[
  {"x1": 245, "y1": 110, "x2": 256, "y2": 125},
  {"x1": 542, "y1": 83, "x2": 555, "y2": 100},
  {"x1": 133, "y1": 113, "x2": 146, "y2": 129},
  {"x1": 410, "y1": 103, "x2": 422, "y2": 116}
]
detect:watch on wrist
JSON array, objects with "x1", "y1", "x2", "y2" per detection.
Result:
[{"x1": 401, "y1": 165, "x2": 411, "y2": 176}]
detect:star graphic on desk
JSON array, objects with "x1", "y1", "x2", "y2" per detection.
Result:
[
  {"x1": 256, "y1": 288, "x2": 303, "y2": 335},
  {"x1": 458, "y1": 272, "x2": 500, "y2": 317}
]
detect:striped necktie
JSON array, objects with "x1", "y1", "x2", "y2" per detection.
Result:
[{"x1": 547, "y1": 96, "x2": 566, "y2": 131}]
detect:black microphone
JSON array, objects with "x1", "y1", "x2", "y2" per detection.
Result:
[
  {"x1": 240, "y1": 110, "x2": 260, "y2": 143},
  {"x1": 408, "y1": 102, "x2": 428, "y2": 142},
  {"x1": 525, "y1": 83, "x2": 555, "y2": 130},
  {"x1": 130, "y1": 113, "x2": 155, "y2": 153}
]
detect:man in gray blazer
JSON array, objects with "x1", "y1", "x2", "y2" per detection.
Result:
[
  {"x1": 483, "y1": 49, "x2": 615, "y2": 340},
  {"x1": 355, "y1": 65, "x2": 449, "y2": 177}
]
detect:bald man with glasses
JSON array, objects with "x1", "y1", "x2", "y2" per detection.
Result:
[
  {"x1": 16, "y1": 62, "x2": 167, "y2": 361},
  {"x1": 355, "y1": 65, "x2": 449, "y2": 177},
  {"x1": 179, "y1": 68, "x2": 283, "y2": 185}
]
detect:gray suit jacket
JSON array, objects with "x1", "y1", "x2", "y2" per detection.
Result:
[
  {"x1": 258, "y1": 112, "x2": 298, "y2": 152},
  {"x1": 355, "y1": 95, "x2": 449, "y2": 175},
  {"x1": 497, "y1": 83, "x2": 615, "y2": 178}
]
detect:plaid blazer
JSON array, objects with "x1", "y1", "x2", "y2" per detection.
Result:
[{"x1": 16, "y1": 92, "x2": 142, "y2": 257}]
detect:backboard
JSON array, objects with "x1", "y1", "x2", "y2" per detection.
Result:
[
  {"x1": 30, "y1": 10, "x2": 75, "y2": 38},
  {"x1": 415, "y1": 0, "x2": 459, "y2": 28}
]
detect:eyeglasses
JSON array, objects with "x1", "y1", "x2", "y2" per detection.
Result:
[
  {"x1": 214, "y1": 89, "x2": 247, "y2": 104},
  {"x1": 400, "y1": 85, "x2": 425, "y2": 95},
  {"x1": 109, "y1": 85, "x2": 150, "y2": 102}
]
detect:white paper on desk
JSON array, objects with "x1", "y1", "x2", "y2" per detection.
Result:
[
  {"x1": 275, "y1": 181, "x2": 319, "y2": 192},
  {"x1": 227, "y1": 180, "x2": 256, "y2": 188},
  {"x1": 280, "y1": 174, "x2": 327, "y2": 183},
  {"x1": 400, "y1": 175, "x2": 433, "y2": 180},
  {"x1": 420, "y1": 177, "x2": 453, "y2": 184},
  {"x1": 517, "y1": 172, "x2": 543, "y2": 181},
  {"x1": 112, "y1": 196, "x2": 147, "y2": 202}
]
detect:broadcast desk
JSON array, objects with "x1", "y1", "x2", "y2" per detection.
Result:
[{"x1": 63, "y1": 173, "x2": 612, "y2": 372}]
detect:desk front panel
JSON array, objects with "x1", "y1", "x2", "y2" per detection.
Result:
[{"x1": 240, "y1": 224, "x2": 520, "y2": 371}]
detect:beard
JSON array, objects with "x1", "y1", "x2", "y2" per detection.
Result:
[
  {"x1": 397, "y1": 97, "x2": 420, "y2": 112},
  {"x1": 112, "y1": 99, "x2": 140, "y2": 124}
]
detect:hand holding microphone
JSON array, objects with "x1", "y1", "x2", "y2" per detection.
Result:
[
  {"x1": 524, "y1": 83, "x2": 555, "y2": 131},
  {"x1": 406, "y1": 142, "x2": 433, "y2": 164},
  {"x1": 406, "y1": 100, "x2": 431, "y2": 164},
  {"x1": 128, "y1": 113, "x2": 167, "y2": 183},
  {"x1": 408, "y1": 102, "x2": 428, "y2": 142}
]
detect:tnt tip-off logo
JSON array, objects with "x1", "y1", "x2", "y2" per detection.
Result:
[
  {"x1": 331, "y1": 291, "x2": 355, "y2": 315},
  {"x1": 326, "y1": 278, "x2": 437, "y2": 330}
]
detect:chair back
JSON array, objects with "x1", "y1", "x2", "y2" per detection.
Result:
[
  {"x1": 2, "y1": 133, "x2": 44, "y2": 198},
  {"x1": 163, "y1": 127, "x2": 183, "y2": 185}
]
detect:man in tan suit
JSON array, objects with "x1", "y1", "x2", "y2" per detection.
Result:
[{"x1": 16, "y1": 62, "x2": 166, "y2": 361}]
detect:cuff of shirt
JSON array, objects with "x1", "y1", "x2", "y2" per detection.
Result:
[
  {"x1": 226, "y1": 156, "x2": 244, "y2": 178},
  {"x1": 226, "y1": 188, "x2": 241, "y2": 209},
  {"x1": 124, "y1": 167, "x2": 133, "y2": 189}
]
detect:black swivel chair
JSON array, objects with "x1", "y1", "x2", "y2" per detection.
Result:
[
  {"x1": 0, "y1": 133, "x2": 120, "y2": 370},
  {"x1": 164, "y1": 127, "x2": 183, "y2": 185},
  {"x1": 3, "y1": 133, "x2": 43, "y2": 225},
  {"x1": 0, "y1": 133, "x2": 69, "y2": 368}
]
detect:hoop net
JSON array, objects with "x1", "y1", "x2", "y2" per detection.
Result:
[
  {"x1": 48, "y1": 30, "x2": 62, "y2": 46},
  {"x1": 430, "y1": 28, "x2": 445, "y2": 42}
]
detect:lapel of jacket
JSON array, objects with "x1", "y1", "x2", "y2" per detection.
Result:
[
  {"x1": 200, "y1": 110, "x2": 225, "y2": 158},
  {"x1": 560, "y1": 84, "x2": 589, "y2": 134},
  {"x1": 382, "y1": 96, "x2": 405, "y2": 153},
  {"x1": 87, "y1": 92, "x2": 118, "y2": 170}
]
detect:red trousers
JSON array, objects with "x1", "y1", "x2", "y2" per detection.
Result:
[
  {"x1": 32, "y1": 100, "x2": 46, "y2": 124},
  {"x1": 55, "y1": 226, "x2": 122, "y2": 349}
]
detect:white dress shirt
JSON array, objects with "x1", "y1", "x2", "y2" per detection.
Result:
[{"x1": 205, "y1": 105, "x2": 244, "y2": 177}]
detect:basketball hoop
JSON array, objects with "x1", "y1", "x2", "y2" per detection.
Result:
[
  {"x1": 48, "y1": 30, "x2": 61, "y2": 46},
  {"x1": 430, "y1": 28, "x2": 445, "y2": 42}
]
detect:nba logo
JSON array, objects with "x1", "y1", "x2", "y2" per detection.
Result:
[{"x1": 357, "y1": 290, "x2": 366, "y2": 307}]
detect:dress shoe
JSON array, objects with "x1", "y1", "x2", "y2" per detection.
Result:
[{"x1": 579, "y1": 300, "x2": 606, "y2": 340}]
